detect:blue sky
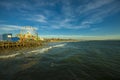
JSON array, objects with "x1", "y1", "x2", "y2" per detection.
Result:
[{"x1": 0, "y1": 0, "x2": 120, "y2": 39}]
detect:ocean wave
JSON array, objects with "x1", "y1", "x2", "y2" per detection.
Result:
[
  {"x1": 27, "y1": 46, "x2": 52, "y2": 54},
  {"x1": 52, "y1": 43, "x2": 66, "y2": 48},
  {"x1": 27, "y1": 43, "x2": 66, "y2": 55},
  {"x1": 0, "y1": 53, "x2": 21, "y2": 59}
]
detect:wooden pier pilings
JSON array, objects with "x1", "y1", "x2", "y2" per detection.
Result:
[{"x1": 0, "y1": 41, "x2": 42, "y2": 49}]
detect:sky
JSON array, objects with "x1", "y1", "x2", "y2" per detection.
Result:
[{"x1": 0, "y1": 0, "x2": 120, "y2": 40}]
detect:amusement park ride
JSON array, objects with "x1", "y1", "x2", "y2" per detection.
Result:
[{"x1": 17, "y1": 26, "x2": 40, "y2": 42}]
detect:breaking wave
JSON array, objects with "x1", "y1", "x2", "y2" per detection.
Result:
[
  {"x1": 27, "y1": 46, "x2": 52, "y2": 54},
  {"x1": 27, "y1": 43, "x2": 66, "y2": 55},
  {"x1": 52, "y1": 43, "x2": 66, "y2": 48},
  {"x1": 0, "y1": 53, "x2": 21, "y2": 59}
]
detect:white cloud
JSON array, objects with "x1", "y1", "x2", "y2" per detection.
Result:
[
  {"x1": 90, "y1": 28, "x2": 99, "y2": 31},
  {"x1": 78, "y1": 0, "x2": 114, "y2": 14},
  {"x1": 26, "y1": 14, "x2": 47, "y2": 23},
  {"x1": 0, "y1": 1, "x2": 32, "y2": 11},
  {"x1": 81, "y1": 1, "x2": 120, "y2": 26},
  {"x1": 0, "y1": 25, "x2": 22, "y2": 31},
  {"x1": 0, "y1": 24, "x2": 38, "y2": 31},
  {"x1": 64, "y1": 25, "x2": 90, "y2": 29},
  {"x1": 46, "y1": 16, "x2": 91, "y2": 30}
]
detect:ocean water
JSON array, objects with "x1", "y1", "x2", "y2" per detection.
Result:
[{"x1": 0, "y1": 40, "x2": 120, "y2": 80}]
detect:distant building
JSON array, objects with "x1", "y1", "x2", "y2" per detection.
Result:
[
  {"x1": 0, "y1": 33, "x2": 12, "y2": 41},
  {"x1": 2, "y1": 33, "x2": 12, "y2": 41},
  {"x1": 0, "y1": 33, "x2": 20, "y2": 42}
]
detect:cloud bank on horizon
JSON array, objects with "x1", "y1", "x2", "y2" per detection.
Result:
[{"x1": 0, "y1": 0, "x2": 120, "y2": 39}]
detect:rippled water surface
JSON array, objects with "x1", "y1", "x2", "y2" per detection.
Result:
[{"x1": 0, "y1": 40, "x2": 120, "y2": 80}]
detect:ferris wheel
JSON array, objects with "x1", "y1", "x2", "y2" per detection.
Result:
[{"x1": 20, "y1": 26, "x2": 38, "y2": 36}]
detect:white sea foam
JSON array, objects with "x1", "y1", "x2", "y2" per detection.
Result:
[
  {"x1": 0, "y1": 53, "x2": 21, "y2": 59},
  {"x1": 52, "y1": 44, "x2": 66, "y2": 48},
  {"x1": 35, "y1": 46, "x2": 52, "y2": 54},
  {"x1": 27, "y1": 43, "x2": 66, "y2": 55},
  {"x1": 27, "y1": 46, "x2": 52, "y2": 55}
]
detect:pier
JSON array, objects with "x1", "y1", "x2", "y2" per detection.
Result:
[{"x1": 0, "y1": 41, "x2": 42, "y2": 49}]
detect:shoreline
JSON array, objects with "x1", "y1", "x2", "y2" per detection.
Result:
[{"x1": 0, "y1": 42, "x2": 47, "y2": 56}]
